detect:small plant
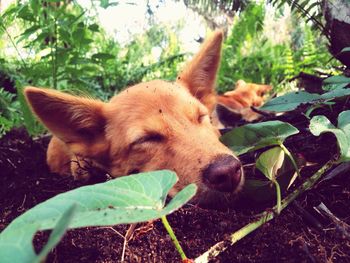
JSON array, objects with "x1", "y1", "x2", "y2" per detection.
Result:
[
  {"x1": 0, "y1": 87, "x2": 19, "y2": 137},
  {"x1": 221, "y1": 120, "x2": 301, "y2": 209},
  {"x1": 194, "y1": 109, "x2": 350, "y2": 262},
  {"x1": 0, "y1": 170, "x2": 197, "y2": 262},
  {"x1": 255, "y1": 147, "x2": 285, "y2": 214}
]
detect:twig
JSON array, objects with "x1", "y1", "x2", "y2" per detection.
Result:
[
  {"x1": 195, "y1": 160, "x2": 334, "y2": 263},
  {"x1": 121, "y1": 223, "x2": 137, "y2": 262}
]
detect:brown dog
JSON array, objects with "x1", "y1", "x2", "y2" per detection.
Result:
[
  {"x1": 24, "y1": 31, "x2": 243, "y2": 207},
  {"x1": 216, "y1": 80, "x2": 272, "y2": 124}
]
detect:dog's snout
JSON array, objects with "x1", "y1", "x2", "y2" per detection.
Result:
[{"x1": 203, "y1": 155, "x2": 242, "y2": 192}]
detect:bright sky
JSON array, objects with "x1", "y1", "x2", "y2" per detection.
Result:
[{"x1": 78, "y1": 0, "x2": 206, "y2": 52}]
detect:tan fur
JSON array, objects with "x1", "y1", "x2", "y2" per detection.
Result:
[
  {"x1": 217, "y1": 80, "x2": 272, "y2": 121},
  {"x1": 24, "y1": 31, "x2": 243, "y2": 205}
]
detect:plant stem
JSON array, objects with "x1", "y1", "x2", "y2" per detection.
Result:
[
  {"x1": 274, "y1": 180, "x2": 281, "y2": 214},
  {"x1": 161, "y1": 215, "x2": 188, "y2": 261},
  {"x1": 53, "y1": 19, "x2": 58, "y2": 89},
  {"x1": 279, "y1": 143, "x2": 301, "y2": 188},
  {"x1": 195, "y1": 160, "x2": 335, "y2": 263}
]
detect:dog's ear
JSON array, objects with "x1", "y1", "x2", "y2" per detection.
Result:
[
  {"x1": 24, "y1": 87, "x2": 108, "y2": 157},
  {"x1": 177, "y1": 31, "x2": 223, "y2": 112}
]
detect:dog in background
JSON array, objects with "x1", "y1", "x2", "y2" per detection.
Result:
[
  {"x1": 213, "y1": 80, "x2": 272, "y2": 128},
  {"x1": 24, "y1": 31, "x2": 244, "y2": 208}
]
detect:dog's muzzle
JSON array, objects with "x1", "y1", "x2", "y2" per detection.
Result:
[{"x1": 202, "y1": 154, "x2": 242, "y2": 193}]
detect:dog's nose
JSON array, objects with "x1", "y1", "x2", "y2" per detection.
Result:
[{"x1": 203, "y1": 155, "x2": 242, "y2": 192}]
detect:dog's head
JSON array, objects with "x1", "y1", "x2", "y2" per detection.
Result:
[
  {"x1": 219, "y1": 80, "x2": 272, "y2": 109},
  {"x1": 24, "y1": 31, "x2": 243, "y2": 208}
]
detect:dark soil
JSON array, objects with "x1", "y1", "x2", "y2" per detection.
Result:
[{"x1": 1, "y1": 115, "x2": 350, "y2": 262}]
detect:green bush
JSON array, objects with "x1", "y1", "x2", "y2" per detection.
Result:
[
  {"x1": 218, "y1": 2, "x2": 336, "y2": 93},
  {"x1": 0, "y1": 1, "x2": 185, "y2": 137}
]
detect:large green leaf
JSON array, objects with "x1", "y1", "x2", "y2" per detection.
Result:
[
  {"x1": 0, "y1": 205, "x2": 76, "y2": 263},
  {"x1": 260, "y1": 91, "x2": 320, "y2": 112},
  {"x1": 0, "y1": 171, "x2": 196, "y2": 263},
  {"x1": 309, "y1": 111, "x2": 350, "y2": 162},
  {"x1": 261, "y1": 87, "x2": 350, "y2": 112},
  {"x1": 220, "y1": 121, "x2": 299, "y2": 155},
  {"x1": 323, "y1": 75, "x2": 350, "y2": 85}
]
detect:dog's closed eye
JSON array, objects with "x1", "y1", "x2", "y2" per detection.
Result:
[
  {"x1": 130, "y1": 133, "x2": 164, "y2": 147},
  {"x1": 198, "y1": 114, "x2": 210, "y2": 124}
]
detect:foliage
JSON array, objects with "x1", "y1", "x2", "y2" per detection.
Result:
[
  {"x1": 261, "y1": 86, "x2": 350, "y2": 113},
  {"x1": 0, "y1": 1, "x2": 185, "y2": 137},
  {"x1": 269, "y1": 0, "x2": 324, "y2": 33},
  {"x1": 310, "y1": 110, "x2": 350, "y2": 162},
  {"x1": 0, "y1": 170, "x2": 197, "y2": 262},
  {"x1": 256, "y1": 147, "x2": 284, "y2": 213},
  {"x1": 221, "y1": 121, "x2": 300, "y2": 208},
  {"x1": 220, "y1": 120, "x2": 299, "y2": 155},
  {"x1": 181, "y1": 0, "x2": 251, "y2": 32},
  {"x1": 217, "y1": 2, "x2": 336, "y2": 93},
  {"x1": 201, "y1": 108, "x2": 350, "y2": 261},
  {"x1": 195, "y1": 159, "x2": 336, "y2": 262},
  {"x1": 218, "y1": 3, "x2": 270, "y2": 91},
  {"x1": 0, "y1": 1, "x2": 185, "y2": 93},
  {"x1": 0, "y1": 87, "x2": 22, "y2": 136},
  {"x1": 183, "y1": 0, "x2": 250, "y2": 16}
]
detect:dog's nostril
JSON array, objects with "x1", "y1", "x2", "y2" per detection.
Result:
[{"x1": 203, "y1": 156, "x2": 242, "y2": 192}]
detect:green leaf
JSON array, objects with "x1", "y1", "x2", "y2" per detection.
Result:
[
  {"x1": 305, "y1": 102, "x2": 335, "y2": 119},
  {"x1": 220, "y1": 121, "x2": 299, "y2": 155},
  {"x1": 241, "y1": 153, "x2": 297, "y2": 205},
  {"x1": 320, "y1": 86, "x2": 350, "y2": 99},
  {"x1": 72, "y1": 28, "x2": 85, "y2": 44},
  {"x1": 0, "y1": 171, "x2": 196, "y2": 262},
  {"x1": 17, "y1": 5, "x2": 36, "y2": 22},
  {"x1": 92, "y1": 52, "x2": 115, "y2": 61},
  {"x1": 36, "y1": 204, "x2": 76, "y2": 262},
  {"x1": 309, "y1": 111, "x2": 350, "y2": 162},
  {"x1": 58, "y1": 28, "x2": 71, "y2": 43},
  {"x1": 0, "y1": 198, "x2": 76, "y2": 263},
  {"x1": 33, "y1": 31, "x2": 50, "y2": 45},
  {"x1": 16, "y1": 25, "x2": 41, "y2": 44},
  {"x1": 100, "y1": 0, "x2": 119, "y2": 8},
  {"x1": 256, "y1": 147, "x2": 285, "y2": 181},
  {"x1": 16, "y1": 84, "x2": 43, "y2": 135},
  {"x1": 323, "y1": 76, "x2": 350, "y2": 84},
  {"x1": 69, "y1": 56, "x2": 91, "y2": 64},
  {"x1": 80, "y1": 38, "x2": 93, "y2": 45},
  {"x1": 88, "y1": 23, "x2": 99, "y2": 32},
  {"x1": 0, "y1": 224, "x2": 38, "y2": 263},
  {"x1": 261, "y1": 87, "x2": 350, "y2": 112},
  {"x1": 322, "y1": 83, "x2": 349, "y2": 91},
  {"x1": 260, "y1": 91, "x2": 320, "y2": 112},
  {"x1": 100, "y1": 0, "x2": 109, "y2": 8},
  {"x1": 341, "y1": 47, "x2": 350, "y2": 53}
]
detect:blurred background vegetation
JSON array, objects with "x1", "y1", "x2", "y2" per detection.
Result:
[{"x1": 0, "y1": 0, "x2": 346, "y2": 137}]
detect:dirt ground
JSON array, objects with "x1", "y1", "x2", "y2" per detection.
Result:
[{"x1": 1, "y1": 110, "x2": 350, "y2": 263}]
